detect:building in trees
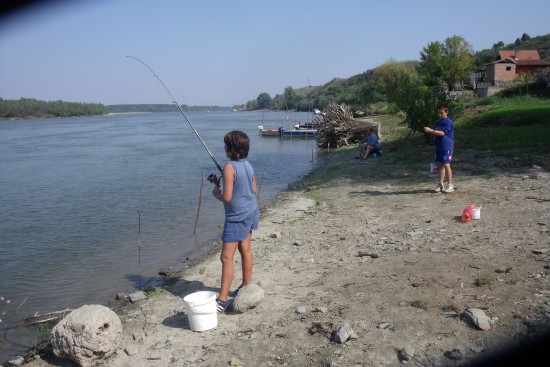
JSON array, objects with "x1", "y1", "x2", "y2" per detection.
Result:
[{"x1": 474, "y1": 50, "x2": 550, "y2": 96}]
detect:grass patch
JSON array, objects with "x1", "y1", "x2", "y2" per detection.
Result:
[
  {"x1": 455, "y1": 99, "x2": 550, "y2": 164},
  {"x1": 474, "y1": 276, "x2": 493, "y2": 287},
  {"x1": 442, "y1": 304, "x2": 461, "y2": 313},
  {"x1": 144, "y1": 287, "x2": 165, "y2": 296},
  {"x1": 410, "y1": 300, "x2": 428, "y2": 311}
]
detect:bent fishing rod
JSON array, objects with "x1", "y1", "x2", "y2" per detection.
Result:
[{"x1": 126, "y1": 56, "x2": 222, "y2": 187}]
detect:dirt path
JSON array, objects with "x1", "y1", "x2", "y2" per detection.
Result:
[{"x1": 27, "y1": 138, "x2": 550, "y2": 367}]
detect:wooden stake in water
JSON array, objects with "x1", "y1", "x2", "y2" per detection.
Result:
[
  {"x1": 194, "y1": 171, "x2": 205, "y2": 234},
  {"x1": 137, "y1": 209, "x2": 142, "y2": 290}
]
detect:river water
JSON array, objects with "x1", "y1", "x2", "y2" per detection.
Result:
[{"x1": 0, "y1": 110, "x2": 321, "y2": 361}]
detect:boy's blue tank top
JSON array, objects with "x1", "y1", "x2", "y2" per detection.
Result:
[{"x1": 223, "y1": 160, "x2": 257, "y2": 222}]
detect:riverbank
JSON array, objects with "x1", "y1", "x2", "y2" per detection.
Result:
[{"x1": 23, "y1": 119, "x2": 550, "y2": 367}]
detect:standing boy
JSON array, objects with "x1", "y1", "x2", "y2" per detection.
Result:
[
  {"x1": 424, "y1": 105, "x2": 455, "y2": 193},
  {"x1": 212, "y1": 131, "x2": 259, "y2": 312}
]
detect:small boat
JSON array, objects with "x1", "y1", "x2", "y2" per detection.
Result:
[
  {"x1": 258, "y1": 125, "x2": 280, "y2": 137},
  {"x1": 280, "y1": 128, "x2": 317, "y2": 138},
  {"x1": 280, "y1": 123, "x2": 317, "y2": 138}
]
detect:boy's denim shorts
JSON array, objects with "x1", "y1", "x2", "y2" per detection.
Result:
[
  {"x1": 222, "y1": 208, "x2": 259, "y2": 243},
  {"x1": 435, "y1": 150, "x2": 453, "y2": 164}
]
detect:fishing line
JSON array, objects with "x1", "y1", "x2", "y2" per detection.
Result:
[{"x1": 125, "y1": 56, "x2": 223, "y2": 176}]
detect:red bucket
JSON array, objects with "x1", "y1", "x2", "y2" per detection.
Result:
[{"x1": 462, "y1": 204, "x2": 476, "y2": 222}]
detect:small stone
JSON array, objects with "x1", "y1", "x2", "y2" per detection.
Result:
[
  {"x1": 463, "y1": 308, "x2": 492, "y2": 330},
  {"x1": 270, "y1": 232, "x2": 282, "y2": 238},
  {"x1": 295, "y1": 306, "x2": 308, "y2": 314},
  {"x1": 116, "y1": 293, "x2": 128, "y2": 301},
  {"x1": 133, "y1": 332, "x2": 145, "y2": 341},
  {"x1": 124, "y1": 344, "x2": 139, "y2": 356},
  {"x1": 331, "y1": 323, "x2": 354, "y2": 344},
  {"x1": 292, "y1": 240, "x2": 302, "y2": 246},
  {"x1": 399, "y1": 345, "x2": 415, "y2": 361},
  {"x1": 129, "y1": 291, "x2": 147, "y2": 303},
  {"x1": 446, "y1": 348, "x2": 465, "y2": 360},
  {"x1": 6, "y1": 356, "x2": 25, "y2": 367},
  {"x1": 230, "y1": 357, "x2": 240, "y2": 366},
  {"x1": 470, "y1": 346, "x2": 485, "y2": 353},
  {"x1": 377, "y1": 322, "x2": 394, "y2": 330},
  {"x1": 313, "y1": 307, "x2": 328, "y2": 313}
]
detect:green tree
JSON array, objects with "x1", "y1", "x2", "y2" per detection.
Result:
[
  {"x1": 474, "y1": 49, "x2": 498, "y2": 68},
  {"x1": 521, "y1": 33, "x2": 531, "y2": 42},
  {"x1": 420, "y1": 41, "x2": 444, "y2": 88},
  {"x1": 420, "y1": 35, "x2": 474, "y2": 90},
  {"x1": 492, "y1": 41, "x2": 504, "y2": 50},
  {"x1": 379, "y1": 61, "x2": 449, "y2": 133},
  {"x1": 256, "y1": 92, "x2": 272, "y2": 109},
  {"x1": 283, "y1": 87, "x2": 298, "y2": 109}
]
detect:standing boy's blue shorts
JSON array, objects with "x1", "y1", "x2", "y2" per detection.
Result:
[
  {"x1": 435, "y1": 150, "x2": 453, "y2": 164},
  {"x1": 222, "y1": 207, "x2": 259, "y2": 242}
]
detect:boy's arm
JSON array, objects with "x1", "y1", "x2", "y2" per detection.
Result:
[
  {"x1": 252, "y1": 176, "x2": 258, "y2": 195},
  {"x1": 212, "y1": 163, "x2": 235, "y2": 203}
]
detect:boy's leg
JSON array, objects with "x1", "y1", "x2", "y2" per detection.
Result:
[
  {"x1": 363, "y1": 145, "x2": 373, "y2": 159},
  {"x1": 238, "y1": 231, "x2": 253, "y2": 286},
  {"x1": 356, "y1": 143, "x2": 364, "y2": 158},
  {"x1": 444, "y1": 163, "x2": 453, "y2": 185},
  {"x1": 438, "y1": 162, "x2": 446, "y2": 183},
  {"x1": 219, "y1": 241, "x2": 239, "y2": 301}
]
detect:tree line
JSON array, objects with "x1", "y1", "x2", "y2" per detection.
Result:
[
  {"x1": 0, "y1": 98, "x2": 107, "y2": 119},
  {"x1": 244, "y1": 33, "x2": 550, "y2": 126},
  {"x1": 0, "y1": 99, "x2": 233, "y2": 120}
]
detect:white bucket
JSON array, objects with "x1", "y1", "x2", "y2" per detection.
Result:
[
  {"x1": 183, "y1": 291, "x2": 218, "y2": 332},
  {"x1": 472, "y1": 207, "x2": 481, "y2": 220}
]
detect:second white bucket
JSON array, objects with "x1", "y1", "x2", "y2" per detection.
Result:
[
  {"x1": 183, "y1": 291, "x2": 218, "y2": 332},
  {"x1": 472, "y1": 207, "x2": 481, "y2": 219}
]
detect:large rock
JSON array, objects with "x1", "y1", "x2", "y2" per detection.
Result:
[
  {"x1": 232, "y1": 284, "x2": 264, "y2": 312},
  {"x1": 51, "y1": 304, "x2": 123, "y2": 367}
]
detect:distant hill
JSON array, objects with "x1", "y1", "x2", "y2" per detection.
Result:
[{"x1": 280, "y1": 33, "x2": 550, "y2": 111}]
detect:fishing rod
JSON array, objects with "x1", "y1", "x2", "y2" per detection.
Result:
[{"x1": 126, "y1": 56, "x2": 223, "y2": 187}]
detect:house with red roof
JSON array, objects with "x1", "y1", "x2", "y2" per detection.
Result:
[{"x1": 474, "y1": 50, "x2": 550, "y2": 96}]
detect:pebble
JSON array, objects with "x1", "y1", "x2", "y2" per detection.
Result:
[
  {"x1": 124, "y1": 344, "x2": 139, "y2": 356},
  {"x1": 446, "y1": 348, "x2": 465, "y2": 360},
  {"x1": 399, "y1": 345, "x2": 415, "y2": 361}
]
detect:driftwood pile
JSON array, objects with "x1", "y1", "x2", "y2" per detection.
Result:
[{"x1": 317, "y1": 103, "x2": 378, "y2": 149}]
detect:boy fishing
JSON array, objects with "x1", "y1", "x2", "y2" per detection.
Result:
[{"x1": 212, "y1": 131, "x2": 259, "y2": 312}]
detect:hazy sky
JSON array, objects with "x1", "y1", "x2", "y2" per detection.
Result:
[{"x1": 1, "y1": 0, "x2": 549, "y2": 106}]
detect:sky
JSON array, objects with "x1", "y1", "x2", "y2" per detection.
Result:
[{"x1": 0, "y1": 0, "x2": 549, "y2": 107}]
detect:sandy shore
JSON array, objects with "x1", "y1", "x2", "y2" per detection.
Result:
[{"x1": 25, "y1": 125, "x2": 550, "y2": 367}]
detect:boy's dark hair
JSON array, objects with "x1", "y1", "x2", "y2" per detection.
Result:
[
  {"x1": 224, "y1": 131, "x2": 250, "y2": 161},
  {"x1": 438, "y1": 105, "x2": 449, "y2": 113}
]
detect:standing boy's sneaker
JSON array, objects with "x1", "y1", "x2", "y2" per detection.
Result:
[
  {"x1": 443, "y1": 184, "x2": 455, "y2": 193},
  {"x1": 216, "y1": 298, "x2": 230, "y2": 313},
  {"x1": 434, "y1": 182, "x2": 444, "y2": 193}
]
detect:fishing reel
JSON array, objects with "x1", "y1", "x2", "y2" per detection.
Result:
[{"x1": 207, "y1": 173, "x2": 221, "y2": 188}]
